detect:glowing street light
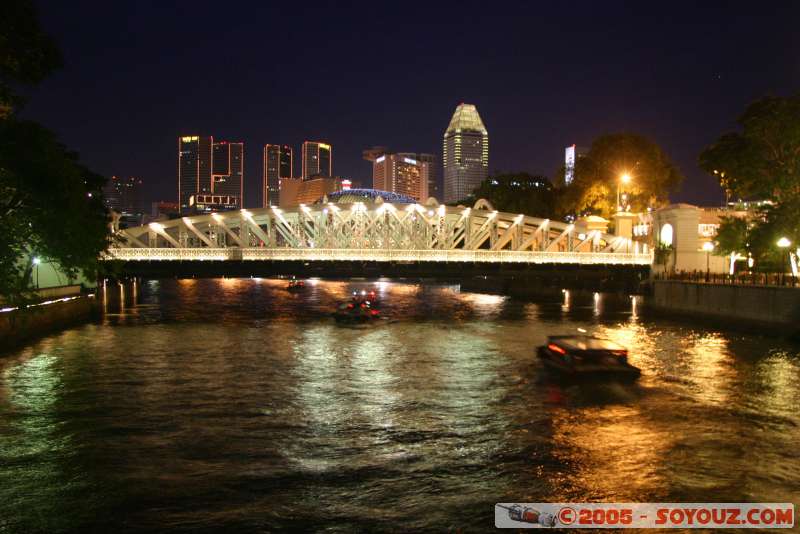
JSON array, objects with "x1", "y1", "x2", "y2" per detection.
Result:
[
  {"x1": 617, "y1": 173, "x2": 632, "y2": 212},
  {"x1": 702, "y1": 241, "x2": 714, "y2": 279},
  {"x1": 32, "y1": 256, "x2": 41, "y2": 288},
  {"x1": 777, "y1": 237, "x2": 793, "y2": 282}
]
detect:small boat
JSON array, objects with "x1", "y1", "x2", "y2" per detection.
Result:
[
  {"x1": 287, "y1": 279, "x2": 306, "y2": 291},
  {"x1": 351, "y1": 290, "x2": 381, "y2": 307},
  {"x1": 537, "y1": 335, "x2": 641, "y2": 379},
  {"x1": 333, "y1": 299, "x2": 381, "y2": 323}
]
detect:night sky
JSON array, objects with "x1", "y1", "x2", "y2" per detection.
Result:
[{"x1": 23, "y1": 1, "x2": 800, "y2": 209}]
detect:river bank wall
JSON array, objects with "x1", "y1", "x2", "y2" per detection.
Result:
[
  {"x1": 0, "y1": 295, "x2": 98, "y2": 353},
  {"x1": 650, "y1": 280, "x2": 800, "y2": 335}
]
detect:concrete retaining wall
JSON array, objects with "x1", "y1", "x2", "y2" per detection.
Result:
[
  {"x1": 0, "y1": 296, "x2": 98, "y2": 353},
  {"x1": 652, "y1": 281, "x2": 800, "y2": 329}
]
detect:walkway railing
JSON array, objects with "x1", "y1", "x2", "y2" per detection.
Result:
[{"x1": 655, "y1": 271, "x2": 799, "y2": 287}]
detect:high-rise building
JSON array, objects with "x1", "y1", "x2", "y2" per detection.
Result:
[
  {"x1": 212, "y1": 141, "x2": 244, "y2": 205},
  {"x1": 178, "y1": 135, "x2": 213, "y2": 211},
  {"x1": 263, "y1": 144, "x2": 293, "y2": 207},
  {"x1": 372, "y1": 153, "x2": 429, "y2": 202},
  {"x1": 404, "y1": 153, "x2": 438, "y2": 201},
  {"x1": 103, "y1": 175, "x2": 144, "y2": 215},
  {"x1": 442, "y1": 103, "x2": 489, "y2": 204},
  {"x1": 563, "y1": 144, "x2": 587, "y2": 186},
  {"x1": 178, "y1": 135, "x2": 243, "y2": 213},
  {"x1": 302, "y1": 141, "x2": 332, "y2": 179}
]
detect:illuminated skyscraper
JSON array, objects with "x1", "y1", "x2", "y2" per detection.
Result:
[
  {"x1": 372, "y1": 153, "x2": 429, "y2": 201},
  {"x1": 404, "y1": 153, "x2": 438, "y2": 201},
  {"x1": 263, "y1": 144, "x2": 293, "y2": 207},
  {"x1": 562, "y1": 144, "x2": 587, "y2": 186},
  {"x1": 442, "y1": 103, "x2": 488, "y2": 203},
  {"x1": 103, "y1": 175, "x2": 144, "y2": 215},
  {"x1": 302, "y1": 141, "x2": 332, "y2": 179},
  {"x1": 212, "y1": 141, "x2": 244, "y2": 205},
  {"x1": 178, "y1": 135, "x2": 213, "y2": 211},
  {"x1": 178, "y1": 135, "x2": 243, "y2": 212}
]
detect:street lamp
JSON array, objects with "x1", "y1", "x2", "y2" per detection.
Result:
[
  {"x1": 702, "y1": 241, "x2": 714, "y2": 280},
  {"x1": 777, "y1": 237, "x2": 792, "y2": 283},
  {"x1": 618, "y1": 173, "x2": 632, "y2": 212},
  {"x1": 32, "y1": 256, "x2": 41, "y2": 288}
]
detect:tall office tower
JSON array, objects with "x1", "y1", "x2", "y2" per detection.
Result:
[
  {"x1": 562, "y1": 144, "x2": 587, "y2": 186},
  {"x1": 103, "y1": 176, "x2": 144, "y2": 214},
  {"x1": 442, "y1": 103, "x2": 488, "y2": 204},
  {"x1": 372, "y1": 153, "x2": 429, "y2": 201},
  {"x1": 302, "y1": 141, "x2": 332, "y2": 179},
  {"x1": 401, "y1": 153, "x2": 438, "y2": 201},
  {"x1": 178, "y1": 135, "x2": 213, "y2": 211},
  {"x1": 263, "y1": 144, "x2": 293, "y2": 207},
  {"x1": 212, "y1": 141, "x2": 244, "y2": 206}
]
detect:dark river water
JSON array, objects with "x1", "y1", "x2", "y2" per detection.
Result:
[{"x1": 1, "y1": 278, "x2": 799, "y2": 533}]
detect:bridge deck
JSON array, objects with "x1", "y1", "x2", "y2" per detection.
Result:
[{"x1": 105, "y1": 247, "x2": 651, "y2": 265}]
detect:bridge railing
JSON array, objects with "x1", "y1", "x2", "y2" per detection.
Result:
[{"x1": 105, "y1": 247, "x2": 652, "y2": 265}]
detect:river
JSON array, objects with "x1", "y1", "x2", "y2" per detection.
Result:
[{"x1": 1, "y1": 278, "x2": 798, "y2": 532}]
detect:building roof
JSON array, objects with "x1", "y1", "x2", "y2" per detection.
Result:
[
  {"x1": 445, "y1": 103, "x2": 487, "y2": 135},
  {"x1": 321, "y1": 189, "x2": 417, "y2": 205}
]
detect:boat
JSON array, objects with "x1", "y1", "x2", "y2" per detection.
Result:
[
  {"x1": 286, "y1": 279, "x2": 306, "y2": 291},
  {"x1": 351, "y1": 289, "x2": 380, "y2": 307},
  {"x1": 537, "y1": 335, "x2": 641, "y2": 379},
  {"x1": 333, "y1": 299, "x2": 381, "y2": 323}
]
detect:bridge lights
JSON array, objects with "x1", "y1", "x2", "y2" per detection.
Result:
[{"x1": 149, "y1": 222, "x2": 165, "y2": 231}]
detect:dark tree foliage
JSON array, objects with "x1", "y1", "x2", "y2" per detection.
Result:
[
  {"x1": 0, "y1": 0, "x2": 62, "y2": 116},
  {"x1": 452, "y1": 173, "x2": 557, "y2": 218},
  {"x1": 699, "y1": 93, "x2": 800, "y2": 202},
  {"x1": 701, "y1": 94, "x2": 800, "y2": 270},
  {"x1": 0, "y1": 0, "x2": 109, "y2": 301},
  {"x1": 556, "y1": 133, "x2": 683, "y2": 219},
  {"x1": 713, "y1": 216, "x2": 749, "y2": 257}
]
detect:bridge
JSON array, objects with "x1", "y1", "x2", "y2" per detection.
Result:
[{"x1": 108, "y1": 198, "x2": 651, "y2": 266}]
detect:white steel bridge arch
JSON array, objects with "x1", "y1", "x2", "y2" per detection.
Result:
[{"x1": 106, "y1": 198, "x2": 651, "y2": 265}]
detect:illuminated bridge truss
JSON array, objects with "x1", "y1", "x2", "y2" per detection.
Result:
[{"x1": 107, "y1": 199, "x2": 651, "y2": 265}]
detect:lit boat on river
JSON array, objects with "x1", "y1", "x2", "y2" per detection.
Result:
[
  {"x1": 333, "y1": 298, "x2": 381, "y2": 323},
  {"x1": 537, "y1": 335, "x2": 641, "y2": 379}
]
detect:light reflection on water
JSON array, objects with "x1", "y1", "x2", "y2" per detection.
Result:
[{"x1": 0, "y1": 278, "x2": 799, "y2": 532}]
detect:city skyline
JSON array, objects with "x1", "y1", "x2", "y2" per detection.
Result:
[{"x1": 19, "y1": 2, "x2": 800, "y2": 208}]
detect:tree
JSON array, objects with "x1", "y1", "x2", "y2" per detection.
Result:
[
  {"x1": 699, "y1": 93, "x2": 800, "y2": 202},
  {"x1": 0, "y1": 1, "x2": 108, "y2": 302},
  {"x1": 713, "y1": 216, "x2": 749, "y2": 257},
  {"x1": 0, "y1": 0, "x2": 62, "y2": 116},
  {"x1": 700, "y1": 93, "x2": 800, "y2": 271},
  {"x1": 451, "y1": 173, "x2": 557, "y2": 218},
  {"x1": 556, "y1": 133, "x2": 683, "y2": 219}
]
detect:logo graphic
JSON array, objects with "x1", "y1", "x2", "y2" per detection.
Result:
[{"x1": 495, "y1": 503, "x2": 794, "y2": 529}]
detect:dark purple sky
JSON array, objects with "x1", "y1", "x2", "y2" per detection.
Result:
[{"x1": 24, "y1": 1, "x2": 800, "y2": 208}]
